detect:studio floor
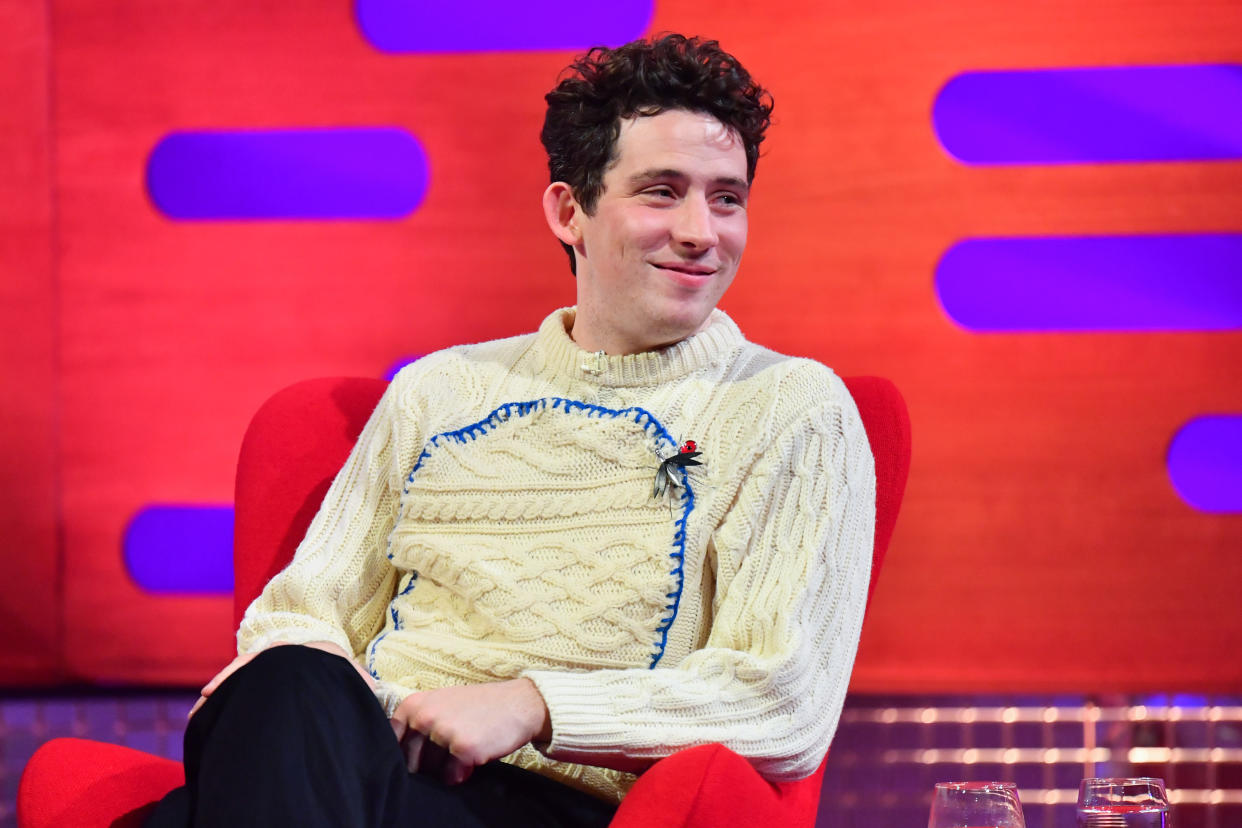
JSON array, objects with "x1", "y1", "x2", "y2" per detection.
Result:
[{"x1": 3, "y1": 692, "x2": 1240, "y2": 827}]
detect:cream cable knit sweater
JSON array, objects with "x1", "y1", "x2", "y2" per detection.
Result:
[{"x1": 237, "y1": 307, "x2": 875, "y2": 803}]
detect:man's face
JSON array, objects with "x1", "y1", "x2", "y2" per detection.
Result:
[{"x1": 569, "y1": 109, "x2": 750, "y2": 355}]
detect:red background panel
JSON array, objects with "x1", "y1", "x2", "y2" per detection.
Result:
[
  {"x1": 3, "y1": 0, "x2": 1241, "y2": 688},
  {"x1": 0, "y1": 0, "x2": 61, "y2": 684}
]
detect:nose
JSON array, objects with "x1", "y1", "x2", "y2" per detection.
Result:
[{"x1": 672, "y1": 196, "x2": 718, "y2": 250}]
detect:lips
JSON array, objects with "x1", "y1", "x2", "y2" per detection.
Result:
[{"x1": 653, "y1": 263, "x2": 716, "y2": 276}]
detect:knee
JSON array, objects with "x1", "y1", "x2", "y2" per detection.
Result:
[
  {"x1": 250, "y1": 642, "x2": 357, "y2": 675},
  {"x1": 227, "y1": 644, "x2": 371, "y2": 703}
]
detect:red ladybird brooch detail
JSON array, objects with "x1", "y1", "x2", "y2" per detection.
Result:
[{"x1": 653, "y1": 440, "x2": 703, "y2": 498}]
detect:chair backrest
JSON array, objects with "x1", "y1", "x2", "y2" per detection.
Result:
[
  {"x1": 233, "y1": 375, "x2": 911, "y2": 626},
  {"x1": 841, "y1": 375, "x2": 912, "y2": 608},
  {"x1": 233, "y1": 376, "x2": 388, "y2": 625}
]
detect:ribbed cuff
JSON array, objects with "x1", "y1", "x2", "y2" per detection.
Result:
[
  {"x1": 373, "y1": 680, "x2": 415, "y2": 718},
  {"x1": 522, "y1": 669, "x2": 660, "y2": 766}
]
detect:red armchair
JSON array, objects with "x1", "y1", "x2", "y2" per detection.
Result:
[{"x1": 19, "y1": 375, "x2": 909, "y2": 828}]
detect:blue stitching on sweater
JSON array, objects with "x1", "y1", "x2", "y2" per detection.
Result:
[
  {"x1": 368, "y1": 571, "x2": 418, "y2": 676},
  {"x1": 388, "y1": 397, "x2": 691, "y2": 669},
  {"x1": 389, "y1": 571, "x2": 417, "y2": 632},
  {"x1": 367, "y1": 635, "x2": 381, "y2": 678},
  {"x1": 653, "y1": 476, "x2": 693, "y2": 668}
]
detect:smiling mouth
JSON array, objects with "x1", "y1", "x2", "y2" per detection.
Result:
[{"x1": 653, "y1": 263, "x2": 715, "y2": 276}]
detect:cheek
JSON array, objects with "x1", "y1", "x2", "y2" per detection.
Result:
[
  {"x1": 620, "y1": 214, "x2": 671, "y2": 250},
  {"x1": 723, "y1": 221, "x2": 747, "y2": 258}
]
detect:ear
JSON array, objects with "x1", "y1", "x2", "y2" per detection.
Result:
[{"x1": 542, "y1": 182, "x2": 583, "y2": 247}]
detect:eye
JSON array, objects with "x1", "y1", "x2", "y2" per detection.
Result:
[
  {"x1": 714, "y1": 192, "x2": 746, "y2": 209},
  {"x1": 645, "y1": 186, "x2": 677, "y2": 200}
]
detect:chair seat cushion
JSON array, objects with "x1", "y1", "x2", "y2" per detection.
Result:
[
  {"x1": 18, "y1": 737, "x2": 183, "y2": 828},
  {"x1": 609, "y1": 743, "x2": 824, "y2": 828}
]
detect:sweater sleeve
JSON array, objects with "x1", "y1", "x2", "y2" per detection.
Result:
[
  {"x1": 523, "y1": 384, "x2": 876, "y2": 780},
  {"x1": 235, "y1": 379, "x2": 416, "y2": 664}
]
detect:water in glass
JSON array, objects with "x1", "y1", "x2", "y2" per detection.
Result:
[
  {"x1": 1077, "y1": 805, "x2": 1166, "y2": 827},
  {"x1": 1076, "y1": 778, "x2": 1169, "y2": 828}
]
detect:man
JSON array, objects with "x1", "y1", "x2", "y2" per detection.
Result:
[{"x1": 151, "y1": 33, "x2": 874, "y2": 828}]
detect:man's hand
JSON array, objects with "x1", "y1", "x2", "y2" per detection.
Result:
[
  {"x1": 189, "y1": 640, "x2": 374, "y2": 719},
  {"x1": 389, "y1": 678, "x2": 552, "y2": 785}
]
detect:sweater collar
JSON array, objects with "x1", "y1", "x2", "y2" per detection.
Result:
[{"x1": 535, "y1": 307, "x2": 744, "y2": 387}]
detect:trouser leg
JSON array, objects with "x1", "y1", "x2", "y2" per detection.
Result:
[
  {"x1": 145, "y1": 644, "x2": 617, "y2": 828},
  {"x1": 420, "y1": 759, "x2": 616, "y2": 828},
  {"x1": 146, "y1": 644, "x2": 407, "y2": 828}
]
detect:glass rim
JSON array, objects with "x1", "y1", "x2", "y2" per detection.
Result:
[
  {"x1": 1080, "y1": 777, "x2": 1166, "y2": 787},
  {"x1": 935, "y1": 781, "x2": 1018, "y2": 792}
]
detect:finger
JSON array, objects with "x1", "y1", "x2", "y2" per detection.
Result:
[
  {"x1": 188, "y1": 695, "x2": 206, "y2": 720},
  {"x1": 402, "y1": 730, "x2": 425, "y2": 774},
  {"x1": 443, "y1": 756, "x2": 473, "y2": 785},
  {"x1": 201, "y1": 660, "x2": 238, "y2": 695},
  {"x1": 389, "y1": 715, "x2": 407, "y2": 741},
  {"x1": 200, "y1": 670, "x2": 225, "y2": 697},
  {"x1": 201, "y1": 652, "x2": 250, "y2": 696}
]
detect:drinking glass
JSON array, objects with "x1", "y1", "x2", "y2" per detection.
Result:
[
  {"x1": 928, "y1": 781, "x2": 1026, "y2": 828},
  {"x1": 1077, "y1": 777, "x2": 1170, "y2": 827}
]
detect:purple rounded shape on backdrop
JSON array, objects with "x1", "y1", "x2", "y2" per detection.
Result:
[
  {"x1": 146, "y1": 128, "x2": 429, "y2": 220},
  {"x1": 935, "y1": 234, "x2": 1242, "y2": 332},
  {"x1": 356, "y1": 0, "x2": 653, "y2": 53},
  {"x1": 1168, "y1": 417, "x2": 1242, "y2": 513},
  {"x1": 385, "y1": 354, "x2": 423, "y2": 381},
  {"x1": 933, "y1": 64, "x2": 1242, "y2": 164},
  {"x1": 124, "y1": 505, "x2": 234, "y2": 594}
]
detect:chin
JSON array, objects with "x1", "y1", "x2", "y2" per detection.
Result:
[{"x1": 656, "y1": 311, "x2": 712, "y2": 344}]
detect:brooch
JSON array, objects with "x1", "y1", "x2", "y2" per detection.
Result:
[{"x1": 653, "y1": 440, "x2": 703, "y2": 499}]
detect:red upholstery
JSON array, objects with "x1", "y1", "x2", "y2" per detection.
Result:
[
  {"x1": 232, "y1": 376, "x2": 389, "y2": 628},
  {"x1": 17, "y1": 738, "x2": 183, "y2": 828},
  {"x1": 19, "y1": 375, "x2": 909, "y2": 828}
]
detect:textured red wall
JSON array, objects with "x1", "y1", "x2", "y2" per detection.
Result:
[
  {"x1": 1, "y1": 0, "x2": 61, "y2": 684},
  {"x1": 3, "y1": 0, "x2": 1241, "y2": 689}
]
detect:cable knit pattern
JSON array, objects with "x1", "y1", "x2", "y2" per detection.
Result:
[
  {"x1": 237, "y1": 307, "x2": 875, "y2": 804},
  {"x1": 377, "y1": 398, "x2": 692, "y2": 676}
]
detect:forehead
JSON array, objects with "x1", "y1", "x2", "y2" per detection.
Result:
[{"x1": 608, "y1": 109, "x2": 748, "y2": 180}]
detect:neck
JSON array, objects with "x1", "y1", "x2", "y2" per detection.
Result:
[
  {"x1": 536, "y1": 307, "x2": 744, "y2": 388},
  {"x1": 568, "y1": 307, "x2": 712, "y2": 356}
]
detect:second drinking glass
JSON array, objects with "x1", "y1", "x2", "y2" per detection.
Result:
[{"x1": 928, "y1": 781, "x2": 1026, "y2": 828}]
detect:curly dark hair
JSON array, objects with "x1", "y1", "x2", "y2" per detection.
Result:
[{"x1": 541, "y1": 34, "x2": 774, "y2": 273}]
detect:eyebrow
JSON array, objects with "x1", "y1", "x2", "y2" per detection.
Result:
[{"x1": 627, "y1": 168, "x2": 749, "y2": 193}]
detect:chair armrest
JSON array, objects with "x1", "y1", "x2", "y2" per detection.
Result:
[
  {"x1": 18, "y1": 737, "x2": 183, "y2": 828},
  {"x1": 609, "y1": 744, "x2": 825, "y2": 828}
]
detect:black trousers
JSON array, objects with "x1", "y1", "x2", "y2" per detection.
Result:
[{"x1": 145, "y1": 645, "x2": 617, "y2": 828}]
